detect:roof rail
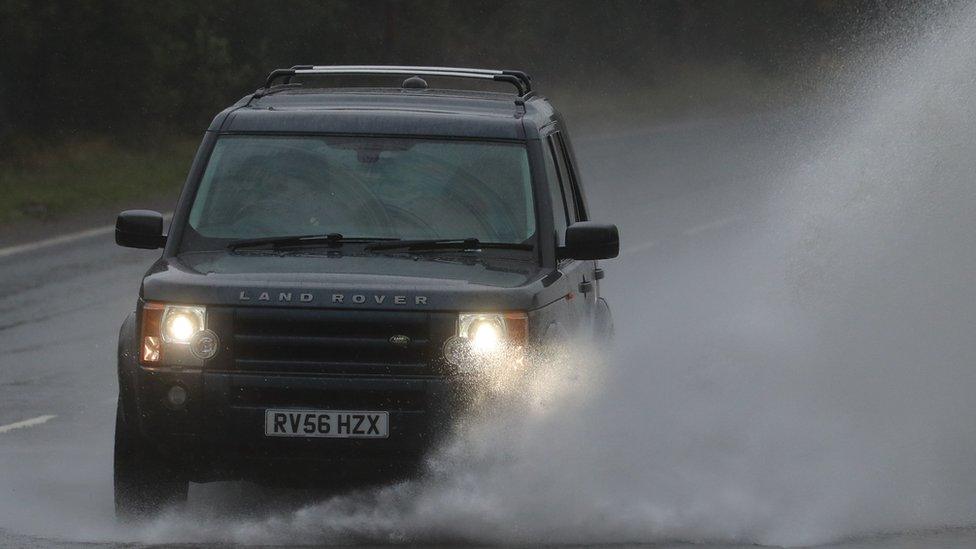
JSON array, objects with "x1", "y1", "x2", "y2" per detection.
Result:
[{"x1": 262, "y1": 65, "x2": 533, "y2": 96}]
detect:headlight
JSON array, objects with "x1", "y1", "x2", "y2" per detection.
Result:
[
  {"x1": 460, "y1": 314, "x2": 507, "y2": 355},
  {"x1": 444, "y1": 312, "x2": 528, "y2": 367},
  {"x1": 140, "y1": 302, "x2": 210, "y2": 365},
  {"x1": 162, "y1": 306, "x2": 206, "y2": 344}
]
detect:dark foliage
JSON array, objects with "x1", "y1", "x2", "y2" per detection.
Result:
[{"x1": 0, "y1": 0, "x2": 936, "y2": 141}]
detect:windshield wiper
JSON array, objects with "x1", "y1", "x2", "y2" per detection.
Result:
[
  {"x1": 228, "y1": 233, "x2": 397, "y2": 251},
  {"x1": 366, "y1": 238, "x2": 533, "y2": 252}
]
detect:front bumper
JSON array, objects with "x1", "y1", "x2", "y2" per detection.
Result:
[{"x1": 126, "y1": 366, "x2": 459, "y2": 484}]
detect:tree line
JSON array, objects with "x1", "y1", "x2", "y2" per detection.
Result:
[{"x1": 0, "y1": 0, "x2": 940, "y2": 143}]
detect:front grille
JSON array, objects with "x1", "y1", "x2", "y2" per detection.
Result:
[
  {"x1": 226, "y1": 374, "x2": 434, "y2": 411},
  {"x1": 224, "y1": 307, "x2": 455, "y2": 376}
]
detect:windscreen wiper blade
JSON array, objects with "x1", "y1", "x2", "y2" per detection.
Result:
[
  {"x1": 228, "y1": 233, "x2": 397, "y2": 250},
  {"x1": 366, "y1": 238, "x2": 533, "y2": 252}
]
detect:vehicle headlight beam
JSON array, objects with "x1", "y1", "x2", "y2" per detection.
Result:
[
  {"x1": 140, "y1": 302, "x2": 212, "y2": 365},
  {"x1": 161, "y1": 306, "x2": 207, "y2": 344},
  {"x1": 444, "y1": 312, "x2": 528, "y2": 368}
]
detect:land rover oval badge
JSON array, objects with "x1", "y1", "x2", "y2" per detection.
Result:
[{"x1": 389, "y1": 334, "x2": 411, "y2": 348}]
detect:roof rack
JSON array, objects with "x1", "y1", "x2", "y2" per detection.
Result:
[{"x1": 262, "y1": 65, "x2": 533, "y2": 96}]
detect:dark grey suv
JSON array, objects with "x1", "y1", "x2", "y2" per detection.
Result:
[{"x1": 113, "y1": 65, "x2": 618, "y2": 518}]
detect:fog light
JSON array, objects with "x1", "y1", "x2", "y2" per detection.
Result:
[
  {"x1": 190, "y1": 329, "x2": 220, "y2": 360},
  {"x1": 167, "y1": 385, "x2": 187, "y2": 408},
  {"x1": 443, "y1": 335, "x2": 470, "y2": 366}
]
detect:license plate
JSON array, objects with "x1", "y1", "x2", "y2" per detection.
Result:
[{"x1": 264, "y1": 409, "x2": 389, "y2": 438}]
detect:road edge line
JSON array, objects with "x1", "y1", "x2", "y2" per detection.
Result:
[
  {"x1": 0, "y1": 212, "x2": 173, "y2": 259},
  {"x1": 0, "y1": 414, "x2": 57, "y2": 434}
]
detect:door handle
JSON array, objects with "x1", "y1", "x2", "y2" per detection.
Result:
[
  {"x1": 594, "y1": 268, "x2": 605, "y2": 280},
  {"x1": 579, "y1": 280, "x2": 593, "y2": 293}
]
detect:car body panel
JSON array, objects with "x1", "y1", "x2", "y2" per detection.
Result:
[{"x1": 140, "y1": 254, "x2": 572, "y2": 312}]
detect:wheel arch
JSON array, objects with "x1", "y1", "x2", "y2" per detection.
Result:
[{"x1": 117, "y1": 311, "x2": 138, "y2": 420}]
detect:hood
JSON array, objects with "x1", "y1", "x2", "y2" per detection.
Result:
[{"x1": 141, "y1": 251, "x2": 565, "y2": 311}]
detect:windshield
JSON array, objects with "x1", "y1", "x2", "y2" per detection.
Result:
[{"x1": 181, "y1": 135, "x2": 536, "y2": 251}]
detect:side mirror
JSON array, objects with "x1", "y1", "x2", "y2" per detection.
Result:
[
  {"x1": 559, "y1": 222, "x2": 619, "y2": 260},
  {"x1": 116, "y1": 210, "x2": 166, "y2": 249}
]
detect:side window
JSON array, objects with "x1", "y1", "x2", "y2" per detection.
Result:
[
  {"x1": 553, "y1": 133, "x2": 588, "y2": 221},
  {"x1": 549, "y1": 133, "x2": 586, "y2": 223},
  {"x1": 543, "y1": 140, "x2": 569, "y2": 245}
]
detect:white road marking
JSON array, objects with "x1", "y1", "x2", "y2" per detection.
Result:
[
  {"x1": 0, "y1": 212, "x2": 173, "y2": 259},
  {"x1": 0, "y1": 225, "x2": 115, "y2": 259},
  {"x1": 0, "y1": 414, "x2": 57, "y2": 434}
]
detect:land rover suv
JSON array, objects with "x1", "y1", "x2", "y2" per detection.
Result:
[{"x1": 113, "y1": 65, "x2": 619, "y2": 517}]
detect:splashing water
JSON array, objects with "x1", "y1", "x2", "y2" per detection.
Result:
[
  {"x1": 5, "y1": 3, "x2": 976, "y2": 547},
  {"x1": 125, "y1": 5, "x2": 976, "y2": 547}
]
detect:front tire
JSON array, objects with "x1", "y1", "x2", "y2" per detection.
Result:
[{"x1": 114, "y1": 400, "x2": 188, "y2": 519}]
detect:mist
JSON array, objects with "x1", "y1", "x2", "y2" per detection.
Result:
[
  {"x1": 2, "y1": 1, "x2": 976, "y2": 547},
  {"x1": 88, "y1": 2, "x2": 976, "y2": 547}
]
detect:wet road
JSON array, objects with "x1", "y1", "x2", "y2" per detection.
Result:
[
  {"x1": 0, "y1": 226, "x2": 156, "y2": 544},
  {"x1": 1, "y1": 115, "x2": 975, "y2": 547}
]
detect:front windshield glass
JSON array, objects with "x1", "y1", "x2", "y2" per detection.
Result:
[{"x1": 181, "y1": 135, "x2": 536, "y2": 250}]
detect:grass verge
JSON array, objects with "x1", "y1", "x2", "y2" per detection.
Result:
[{"x1": 0, "y1": 137, "x2": 198, "y2": 225}]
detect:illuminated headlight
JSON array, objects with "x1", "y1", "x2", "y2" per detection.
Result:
[
  {"x1": 444, "y1": 312, "x2": 528, "y2": 367},
  {"x1": 140, "y1": 302, "x2": 212, "y2": 365},
  {"x1": 460, "y1": 314, "x2": 507, "y2": 355},
  {"x1": 161, "y1": 306, "x2": 206, "y2": 344}
]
